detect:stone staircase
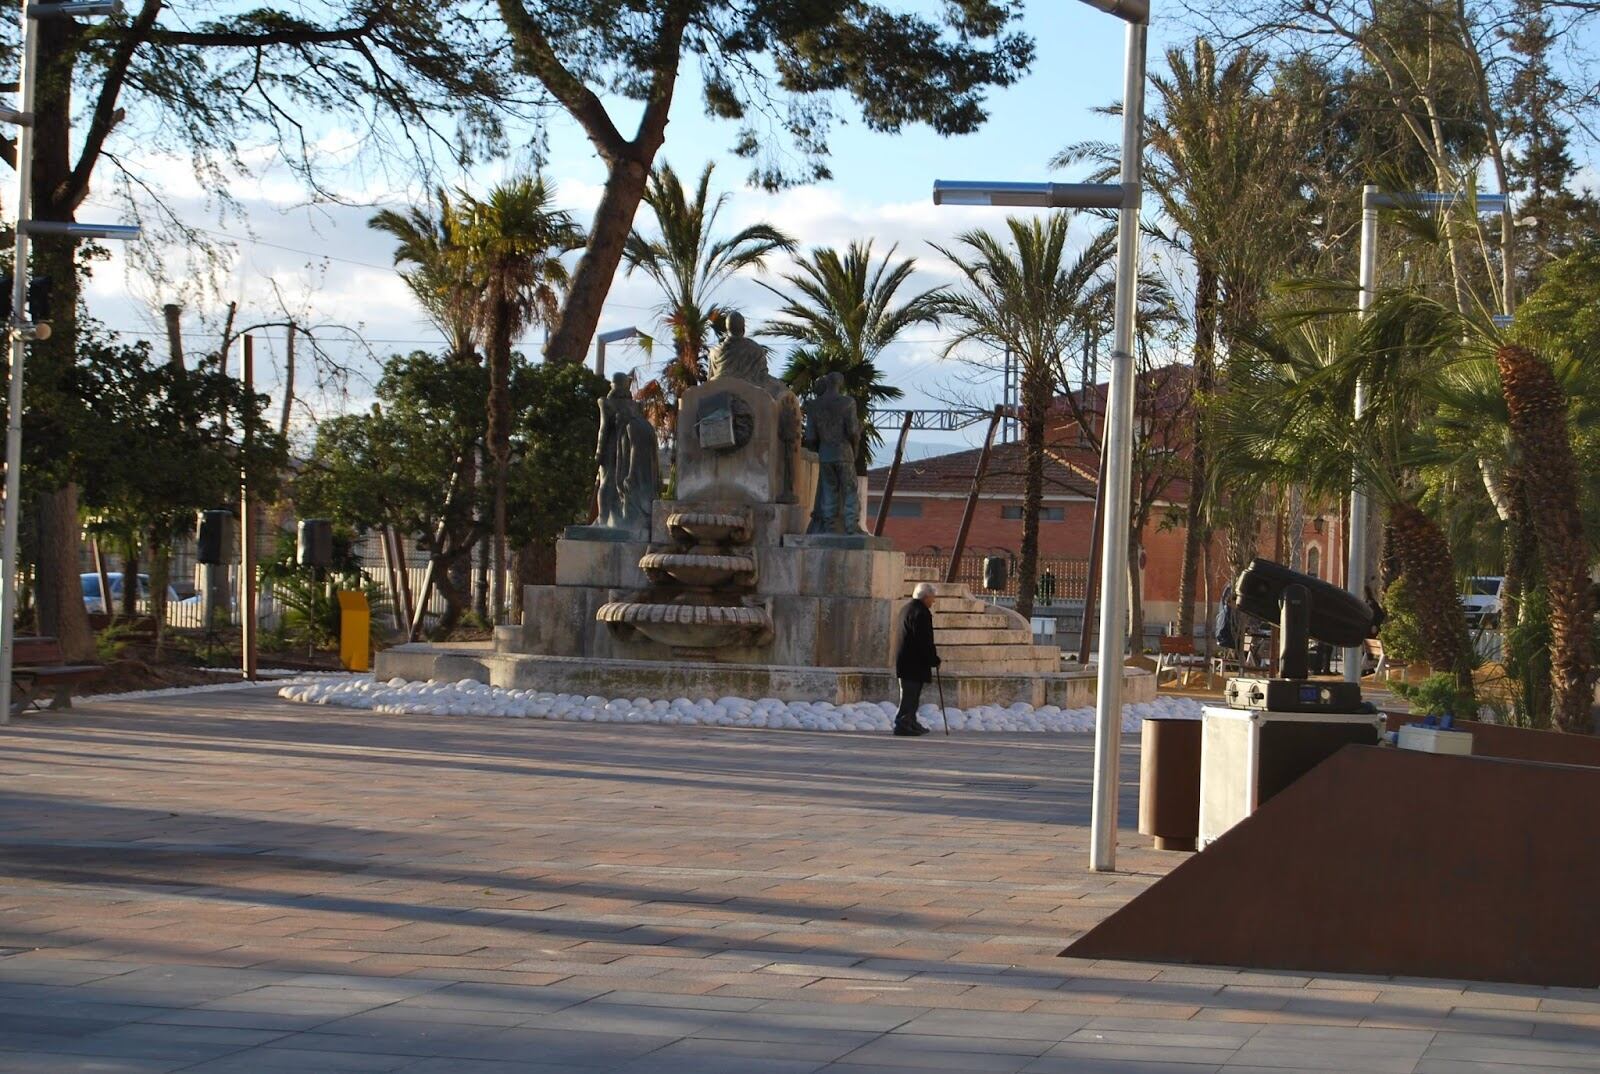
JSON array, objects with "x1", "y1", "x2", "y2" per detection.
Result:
[{"x1": 902, "y1": 565, "x2": 1063, "y2": 675}]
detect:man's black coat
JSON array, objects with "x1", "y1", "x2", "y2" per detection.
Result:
[{"x1": 895, "y1": 598, "x2": 941, "y2": 682}]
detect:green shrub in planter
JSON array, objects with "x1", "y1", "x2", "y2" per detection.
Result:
[
  {"x1": 1379, "y1": 575, "x2": 1427, "y2": 666},
  {"x1": 1394, "y1": 672, "x2": 1474, "y2": 720}
]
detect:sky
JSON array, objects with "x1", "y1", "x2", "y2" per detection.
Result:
[{"x1": 76, "y1": 7, "x2": 1175, "y2": 459}]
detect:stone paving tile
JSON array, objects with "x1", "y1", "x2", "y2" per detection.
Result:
[{"x1": 2, "y1": 691, "x2": 1599, "y2": 1073}]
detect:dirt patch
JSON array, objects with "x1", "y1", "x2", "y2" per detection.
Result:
[{"x1": 84, "y1": 660, "x2": 246, "y2": 697}]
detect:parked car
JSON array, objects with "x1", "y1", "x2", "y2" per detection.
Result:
[
  {"x1": 1461, "y1": 576, "x2": 1504, "y2": 628},
  {"x1": 80, "y1": 573, "x2": 183, "y2": 614}
]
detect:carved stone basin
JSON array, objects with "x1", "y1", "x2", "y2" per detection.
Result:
[
  {"x1": 640, "y1": 551, "x2": 757, "y2": 588},
  {"x1": 665, "y1": 510, "x2": 752, "y2": 546},
  {"x1": 597, "y1": 601, "x2": 773, "y2": 652}
]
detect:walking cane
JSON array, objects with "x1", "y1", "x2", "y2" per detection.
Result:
[{"x1": 934, "y1": 665, "x2": 950, "y2": 735}]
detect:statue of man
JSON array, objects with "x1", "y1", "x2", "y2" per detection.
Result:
[
  {"x1": 803, "y1": 372, "x2": 864, "y2": 535},
  {"x1": 620, "y1": 395, "x2": 660, "y2": 528},
  {"x1": 708, "y1": 311, "x2": 785, "y2": 396},
  {"x1": 594, "y1": 372, "x2": 632, "y2": 527}
]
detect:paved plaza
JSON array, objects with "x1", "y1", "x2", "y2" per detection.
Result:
[{"x1": 1, "y1": 690, "x2": 1598, "y2": 1072}]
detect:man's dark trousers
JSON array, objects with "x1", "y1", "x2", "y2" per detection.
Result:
[{"x1": 894, "y1": 678, "x2": 925, "y2": 728}]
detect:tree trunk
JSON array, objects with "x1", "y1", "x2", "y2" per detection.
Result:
[
  {"x1": 542, "y1": 155, "x2": 654, "y2": 364},
  {"x1": 1177, "y1": 261, "x2": 1217, "y2": 636},
  {"x1": 163, "y1": 303, "x2": 184, "y2": 373},
  {"x1": 36, "y1": 487, "x2": 94, "y2": 661},
  {"x1": 1389, "y1": 502, "x2": 1475, "y2": 699},
  {"x1": 1497, "y1": 344, "x2": 1593, "y2": 732},
  {"x1": 1015, "y1": 373, "x2": 1049, "y2": 623},
  {"x1": 148, "y1": 529, "x2": 170, "y2": 654},
  {"x1": 1128, "y1": 523, "x2": 1145, "y2": 653},
  {"x1": 121, "y1": 545, "x2": 140, "y2": 618},
  {"x1": 486, "y1": 294, "x2": 513, "y2": 624},
  {"x1": 279, "y1": 322, "x2": 295, "y2": 439}
]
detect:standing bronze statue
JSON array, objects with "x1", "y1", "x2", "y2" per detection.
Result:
[
  {"x1": 802, "y1": 372, "x2": 863, "y2": 535},
  {"x1": 594, "y1": 372, "x2": 658, "y2": 534}
]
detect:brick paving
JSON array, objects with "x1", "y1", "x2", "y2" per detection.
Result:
[{"x1": 0, "y1": 689, "x2": 1595, "y2": 1072}]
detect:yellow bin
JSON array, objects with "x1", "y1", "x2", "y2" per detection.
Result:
[{"x1": 336, "y1": 590, "x2": 371, "y2": 671}]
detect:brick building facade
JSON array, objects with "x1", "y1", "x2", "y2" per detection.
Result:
[{"x1": 866, "y1": 370, "x2": 1343, "y2": 635}]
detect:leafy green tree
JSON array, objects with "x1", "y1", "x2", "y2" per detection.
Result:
[
  {"x1": 625, "y1": 161, "x2": 794, "y2": 435},
  {"x1": 493, "y1": 0, "x2": 1034, "y2": 368},
  {"x1": 298, "y1": 351, "x2": 605, "y2": 634},
  {"x1": 20, "y1": 320, "x2": 285, "y2": 646},
  {"x1": 14, "y1": 1, "x2": 519, "y2": 658},
  {"x1": 298, "y1": 352, "x2": 484, "y2": 633},
  {"x1": 934, "y1": 216, "x2": 1113, "y2": 622},
  {"x1": 458, "y1": 176, "x2": 584, "y2": 622},
  {"x1": 764, "y1": 241, "x2": 941, "y2": 472}
]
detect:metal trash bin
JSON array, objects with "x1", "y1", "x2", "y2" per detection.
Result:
[{"x1": 1139, "y1": 717, "x2": 1202, "y2": 851}]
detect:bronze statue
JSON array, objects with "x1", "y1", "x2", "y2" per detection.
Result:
[
  {"x1": 594, "y1": 372, "x2": 658, "y2": 534},
  {"x1": 708, "y1": 312, "x2": 786, "y2": 397},
  {"x1": 802, "y1": 372, "x2": 863, "y2": 535}
]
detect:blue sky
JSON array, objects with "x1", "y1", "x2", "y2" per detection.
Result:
[{"x1": 78, "y1": 7, "x2": 1171, "y2": 457}]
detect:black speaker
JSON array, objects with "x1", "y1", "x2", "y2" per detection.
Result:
[
  {"x1": 196, "y1": 509, "x2": 232, "y2": 565},
  {"x1": 297, "y1": 518, "x2": 334, "y2": 569},
  {"x1": 982, "y1": 555, "x2": 1008, "y2": 592}
]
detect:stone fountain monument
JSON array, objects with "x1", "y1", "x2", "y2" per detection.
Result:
[{"x1": 378, "y1": 313, "x2": 1149, "y2": 709}]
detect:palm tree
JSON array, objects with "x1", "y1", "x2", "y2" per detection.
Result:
[
  {"x1": 624, "y1": 161, "x2": 794, "y2": 436},
  {"x1": 1209, "y1": 294, "x2": 1481, "y2": 702},
  {"x1": 459, "y1": 176, "x2": 585, "y2": 623},
  {"x1": 934, "y1": 215, "x2": 1114, "y2": 623},
  {"x1": 763, "y1": 241, "x2": 943, "y2": 471},
  {"x1": 369, "y1": 189, "x2": 480, "y2": 368},
  {"x1": 370, "y1": 190, "x2": 483, "y2": 630},
  {"x1": 1496, "y1": 344, "x2": 1594, "y2": 732},
  {"x1": 1057, "y1": 39, "x2": 1308, "y2": 639}
]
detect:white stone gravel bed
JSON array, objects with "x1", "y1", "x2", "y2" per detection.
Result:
[{"x1": 278, "y1": 674, "x2": 1205, "y2": 733}]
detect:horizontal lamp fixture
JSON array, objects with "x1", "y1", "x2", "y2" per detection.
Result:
[
  {"x1": 28, "y1": 0, "x2": 122, "y2": 17},
  {"x1": 932, "y1": 180, "x2": 1126, "y2": 210},
  {"x1": 1366, "y1": 190, "x2": 1509, "y2": 214},
  {"x1": 1077, "y1": 0, "x2": 1150, "y2": 22},
  {"x1": 21, "y1": 221, "x2": 141, "y2": 240}
]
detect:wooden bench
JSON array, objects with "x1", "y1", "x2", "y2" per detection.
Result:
[
  {"x1": 1155, "y1": 635, "x2": 1203, "y2": 686},
  {"x1": 1363, "y1": 637, "x2": 1408, "y2": 682},
  {"x1": 11, "y1": 636, "x2": 101, "y2": 715}
]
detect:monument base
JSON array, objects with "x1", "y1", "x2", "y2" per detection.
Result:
[{"x1": 375, "y1": 643, "x2": 1154, "y2": 709}]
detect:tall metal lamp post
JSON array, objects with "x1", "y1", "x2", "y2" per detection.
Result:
[
  {"x1": 933, "y1": 0, "x2": 1148, "y2": 872},
  {"x1": 1342, "y1": 187, "x2": 1507, "y2": 683},
  {"x1": 0, "y1": 0, "x2": 140, "y2": 725},
  {"x1": 594, "y1": 326, "x2": 644, "y2": 378}
]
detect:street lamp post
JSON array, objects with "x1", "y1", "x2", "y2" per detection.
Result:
[
  {"x1": 933, "y1": 0, "x2": 1147, "y2": 872},
  {"x1": 595, "y1": 326, "x2": 644, "y2": 378},
  {"x1": 1342, "y1": 187, "x2": 1508, "y2": 683},
  {"x1": 0, "y1": 0, "x2": 138, "y2": 725}
]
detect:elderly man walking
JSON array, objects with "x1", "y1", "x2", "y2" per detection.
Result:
[{"x1": 894, "y1": 582, "x2": 942, "y2": 737}]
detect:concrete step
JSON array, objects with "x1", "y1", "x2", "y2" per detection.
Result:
[
  {"x1": 940, "y1": 655, "x2": 1062, "y2": 675},
  {"x1": 935, "y1": 642, "x2": 1064, "y2": 664},
  {"x1": 936, "y1": 627, "x2": 1034, "y2": 646},
  {"x1": 937, "y1": 612, "x2": 1013, "y2": 629}
]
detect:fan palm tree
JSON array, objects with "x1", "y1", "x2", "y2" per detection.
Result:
[
  {"x1": 624, "y1": 161, "x2": 795, "y2": 437},
  {"x1": 934, "y1": 215, "x2": 1114, "y2": 622},
  {"x1": 459, "y1": 176, "x2": 585, "y2": 622},
  {"x1": 369, "y1": 189, "x2": 480, "y2": 368},
  {"x1": 763, "y1": 241, "x2": 943, "y2": 472},
  {"x1": 1057, "y1": 39, "x2": 1309, "y2": 638}
]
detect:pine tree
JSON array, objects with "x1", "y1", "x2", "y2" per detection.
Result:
[{"x1": 1503, "y1": 0, "x2": 1600, "y2": 282}]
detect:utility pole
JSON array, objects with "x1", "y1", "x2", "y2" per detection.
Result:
[{"x1": 0, "y1": 0, "x2": 138, "y2": 724}]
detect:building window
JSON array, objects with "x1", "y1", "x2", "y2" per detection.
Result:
[
  {"x1": 1001, "y1": 505, "x2": 1064, "y2": 521},
  {"x1": 1306, "y1": 545, "x2": 1321, "y2": 579},
  {"x1": 867, "y1": 499, "x2": 922, "y2": 518}
]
